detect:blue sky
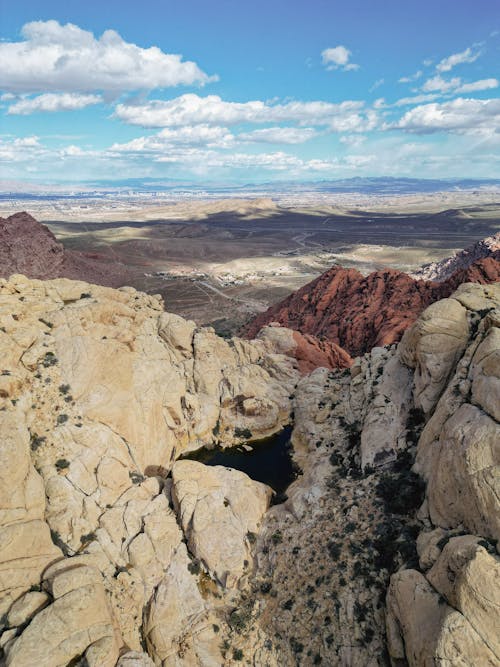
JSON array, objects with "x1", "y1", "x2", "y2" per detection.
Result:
[{"x1": 0, "y1": 0, "x2": 499, "y2": 183}]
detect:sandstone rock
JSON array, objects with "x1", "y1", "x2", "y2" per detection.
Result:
[
  {"x1": 360, "y1": 354, "x2": 413, "y2": 468},
  {"x1": 144, "y1": 544, "x2": 222, "y2": 666},
  {"x1": 6, "y1": 591, "x2": 50, "y2": 629},
  {"x1": 416, "y1": 528, "x2": 448, "y2": 570},
  {"x1": 386, "y1": 568, "x2": 498, "y2": 666},
  {"x1": 0, "y1": 211, "x2": 132, "y2": 287},
  {"x1": 426, "y1": 536, "x2": 500, "y2": 660},
  {"x1": 425, "y1": 403, "x2": 499, "y2": 541},
  {"x1": 399, "y1": 296, "x2": 470, "y2": 415},
  {"x1": 411, "y1": 233, "x2": 500, "y2": 282},
  {"x1": 172, "y1": 460, "x2": 272, "y2": 587},
  {"x1": 116, "y1": 652, "x2": 155, "y2": 667},
  {"x1": 257, "y1": 325, "x2": 352, "y2": 374},
  {"x1": 242, "y1": 252, "x2": 500, "y2": 370},
  {"x1": 4, "y1": 564, "x2": 121, "y2": 667}
]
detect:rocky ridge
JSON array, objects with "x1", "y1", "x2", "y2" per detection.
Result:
[
  {"x1": 0, "y1": 212, "x2": 131, "y2": 287},
  {"x1": 242, "y1": 250, "x2": 500, "y2": 371},
  {"x1": 411, "y1": 231, "x2": 500, "y2": 281},
  {"x1": 0, "y1": 275, "x2": 498, "y2": 666}
]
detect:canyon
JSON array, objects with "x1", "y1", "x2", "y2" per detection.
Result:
[{"x1": 0, "y1": 271, "x2": 498, "y2": 666}]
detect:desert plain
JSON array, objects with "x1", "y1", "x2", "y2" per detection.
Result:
[{"x1": 1, "y1": 189, "x2": 499, "y2": 334}]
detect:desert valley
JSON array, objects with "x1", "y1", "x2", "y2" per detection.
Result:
[
  {"x1": 0, "y1": 184, "x2": 499, "y2": 666},
  {"x1": 1, "y1": 2, "x2": 500, "y2": 665}
]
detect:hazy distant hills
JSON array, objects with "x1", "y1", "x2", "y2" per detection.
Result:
[{"x1": 2, "y1": 176, "x2": 500, "y2": 198}]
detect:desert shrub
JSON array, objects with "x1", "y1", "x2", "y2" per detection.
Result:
[
  {"x1": 129, "y1": 471, "x2": 145, "y2": 484},
  {"x1": 30, "y1": 434, "x2": 46, "y2": 451},
  {"x1": 229, "y1": 608, "x2": 251, "y2": 632},
  {"x1": 376, "y1": 470, "x2": 425, "y2": 516},
  {"x1": 271, "y1": 530, "x2": 283, "y2": 544},
  {"x1": 327, "y1": 541, "x2": 341, "y2": 560},
  {"x1": 234, "y1": 427, "x2": 252, "y2": 439},
  {"x1": 42, "y1": 352, "x2": 58, "y2": 367},
  {"x1": 187, "y1": 559, "x2": 200, "y2": 575}
]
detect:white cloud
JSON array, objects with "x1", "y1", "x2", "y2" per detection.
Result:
[
  {"x1": 394, "y1": 93, "x2": 440, "y2": 107},
  {"x1": 436, "y1": 47, "x2": 480, "y2": 72},
  {"x1": 340, "y1": 134, "x2": 366, "y2": 147},
  {"x1": 455, "y1": 78, "x2": 498, "y2": 93},
  {"x1": 7, "y1": 93, "x2": 102, "y2": 115},
  {"x1": 398, "y1": 70, "x2": 422, "y2": 83},
  {"x1": 110, "y1": 125, "x2": 235, "y2": 153},
  {"x1": 394, "y1": 97, "x2": 500, "y2": 134},
  {"x1": 113, "y1": 94, "x2": 372, "y2": 131},
  {"x1": 421, "y1": 74, "x2": 498, "y2": 95},
  {"x1": 421, "y1": 75, "x2": 462, "y2": 93},
  {"x1": 237, "y1": 126, "x2": 318, "y2": 144},
  {"x1": 110, "y1": 124, "x2": 318, "y2": 156},
  {"x1": 369, "y1": 79, "x2": 384, "y2": 92},
  {"x1": 0, "y1": 20, "x2": 215, "y2": 94},
  {"x1": 321, "y1": 45, "x2": 359, "y2": 71},
  {"x1": 0, "y1": 135, "x2": 45, "y2": 162}
]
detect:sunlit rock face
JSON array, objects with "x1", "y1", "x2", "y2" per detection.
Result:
[
  {"x1": 0, "y1": 274, "x2": 298, "y2": 666},
  {"x1": 0, "y1": 274, "x2": 498, "y2": 667},
  {"x1": 242, "y1": 242, "x2": 500, "y2": 370}
]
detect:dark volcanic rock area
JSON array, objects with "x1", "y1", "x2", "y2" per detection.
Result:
[
  {"x1": 0, "y1": 211, "x2": 131, "y2": 287},
  {"x1": 242, "y1": 253, "x2": 500, "y2": 362}
]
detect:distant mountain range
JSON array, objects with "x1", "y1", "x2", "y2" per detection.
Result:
[{"x1": 2, "y1": 176, "x2": 500, "y2": 198}]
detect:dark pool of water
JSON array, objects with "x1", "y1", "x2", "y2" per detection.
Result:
[{"x1": 181, "y1": 426, "x2": 299, "y2": 503}]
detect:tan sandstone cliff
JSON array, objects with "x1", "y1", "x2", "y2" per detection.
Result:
[{"x1": 0, "y1": 275, "x2": 498, "y2": 667}]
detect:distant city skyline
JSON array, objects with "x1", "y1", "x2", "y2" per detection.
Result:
[{"x1": 1, "y1": 0, "x2": 499, "y2": 183}]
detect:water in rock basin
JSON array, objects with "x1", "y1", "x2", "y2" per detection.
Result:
[{"x1": 181, "y1": 425, "x2": 300, "y2": 503}]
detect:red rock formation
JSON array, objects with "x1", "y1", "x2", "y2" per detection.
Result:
[
  {"x1": 242, "y1": 254, "x2": 500, "y2": 363},
  {"x1": 290, "y1": 330, "x2": 352, "y2": 374},
  {"x1": 0, "y1": 212, "x2": 131, "y2": 287}
]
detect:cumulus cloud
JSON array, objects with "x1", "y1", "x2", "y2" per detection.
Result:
[
  {"x1": 421, "y1": 74, "x2": 498, "y2": 95},
  {"x1": 0, "y1": 20, "x2": 215, "y2": 94},
  {"x1": 110, "y1": 125, "x2": 318, "y2": 156},
  {"x1": 321, "y1": 46, "x2": 359, "y2": 71},
  {"x1": 238, "y1": 126, "x2": 318, "y2": 144},
  {"x1": 339, "y1": 134, "x2": 366, "y2": 147},
  {"x1": 111, "y1": 125, "x2": 235, "y2": 153},
  {"x1": 436, "y1": 47, "x2": 481, "y2": 72},
  {"x1": 0, "y1": 136, "x2": 46, "y2": 163},
  {"x1": 113, "y1": 94, "x2": 373, "y2": 132},
  {"x1": 7, "y1": 93, "x2": 102, "y2": 115},
  {"x1": 394, "y1": 97, "x2": 500, "y2": 134},
  {"x1": 421, "y1": 75, "x2": 462, "y2": 93}
]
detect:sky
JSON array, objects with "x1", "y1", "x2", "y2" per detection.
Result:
[{"x1": 0, "y1": 0, "x2": 499, "y2": 184}]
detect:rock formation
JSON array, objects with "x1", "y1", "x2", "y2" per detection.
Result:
[
  {"x1": 241, "y1": 250, "x2": 500, "y2": 371},
  {"x1": 411, "y1": 231, "x2": 500, "y2": 281},
  {"x1": 0, "y1": 274, "x2": 298, "y2": 665},
  {"x1": 0, "y1": 274, "x2": 498, "y2": 666},
  {"x1": 0, "y1": 212, "x2": 131, "y2": 287}
]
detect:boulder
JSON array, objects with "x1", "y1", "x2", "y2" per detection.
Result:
[{"x1": 172, "y1": 460, "x2": 272, "y2": 587}]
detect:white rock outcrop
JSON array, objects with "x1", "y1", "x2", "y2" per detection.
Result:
[{"x1": 172, "y1": 460, "x2": 272, "y2": 587}]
